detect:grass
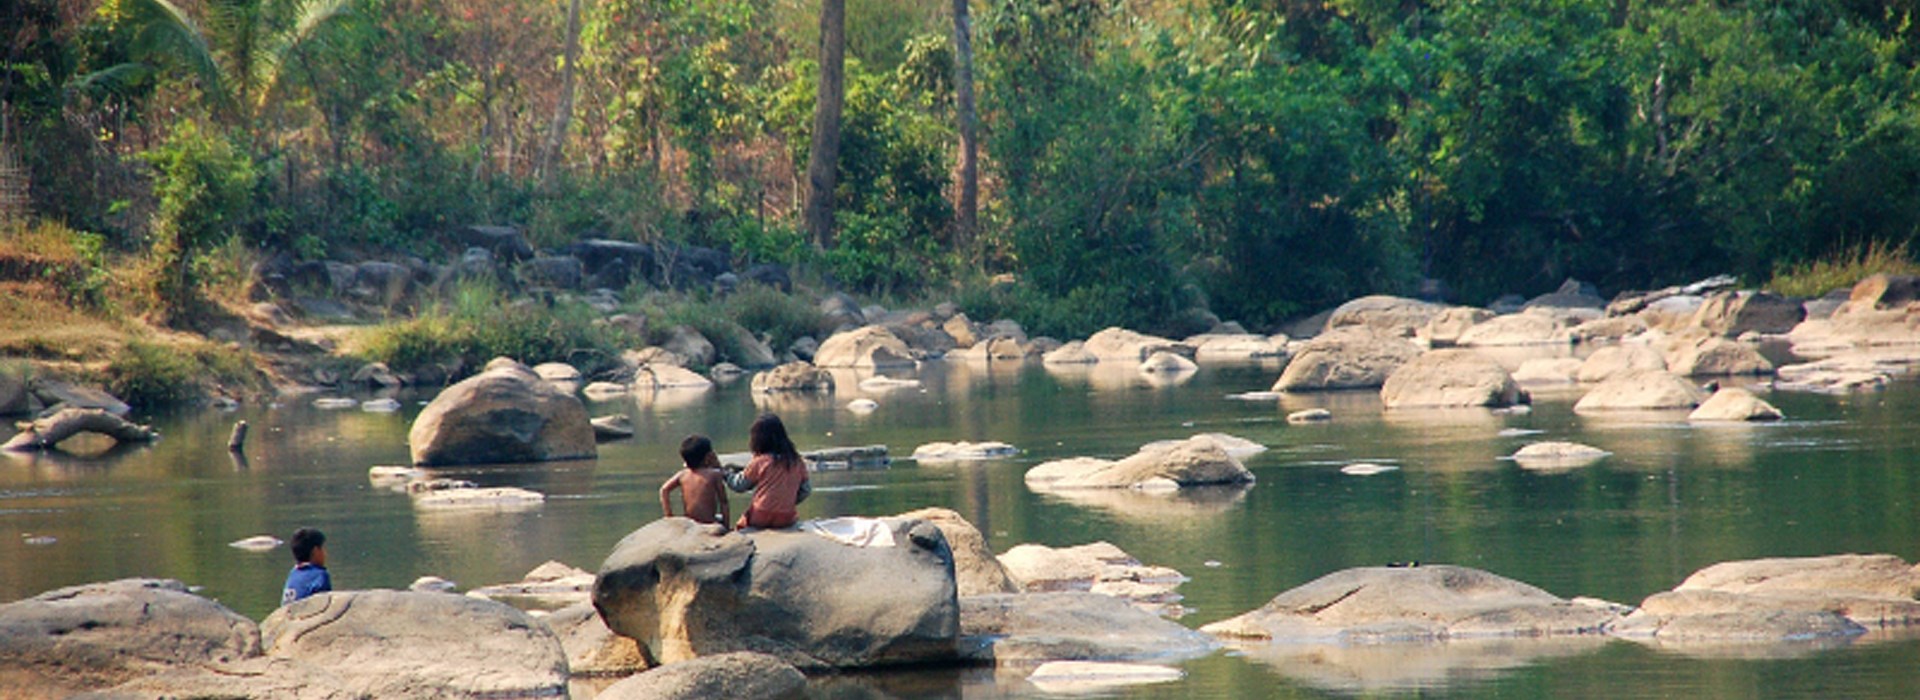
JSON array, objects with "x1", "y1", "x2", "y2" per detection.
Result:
[
  {"x1": 628, "y1": 283, "x2": 827, "y2": 365},
  {"x1": 356, "y1": 276, "x2": 640, "y2": 379},
  {"x1": 100, "y1": 338, "x2": 269, "y2": 407},
  {"x1": 1768, "y1": 241, "x2": 1920, "y2": 298}
]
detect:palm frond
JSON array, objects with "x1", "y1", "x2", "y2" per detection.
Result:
[
  {"x1": 118, "y1": 0, "x2": 232, "y2": 116},
  {"x1": 252, "y1": 0, "x2": 354, "y2": 112}
]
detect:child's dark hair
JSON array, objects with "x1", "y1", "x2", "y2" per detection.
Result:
[
  {"x1": 290, "y1": 527, "x2": 326, "y2": 563},
  {"x1": 748, "y1": 413, "x2": 799, "y2": 461},
  {"x1": 679, "y1": 434, "x2": 714, "y2": 468}
]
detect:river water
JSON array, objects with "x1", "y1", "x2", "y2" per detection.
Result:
[{"x1": 6, "y1": 353, "x2": 1920, "y2": 698}]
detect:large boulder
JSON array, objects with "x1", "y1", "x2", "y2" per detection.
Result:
[
  {"x1": 662, "y1": 326, "x2": 716, "y2": 367},
  {"x1": 1042, "y1": 340, "x2": 1099, "y2": 365},
  {"x1": 959, "y1": 593, "x2": 1216, "y2": 666},
  {"x1": 819, "y1": 293, "x2": 866, "y2": 329},
  {"x1": 1573, "y1": 369, "x2": 1706, "y2": 411},
  {"x1": 1082, "y1": 328, "x2": 1193, "y2": 363},
  {"x1": 1379, "y1": 349, "x2": 1528, "y2": 409},
  {"x1": 1326, "y1": 295, "x2": 1447, "y2": 337},
  {"x1": 634, "y1": 363, "x2": 714, "y2": 391},
  {"x1": 896, "y1": 508, "x2": 1018, "y2": 596},
  {"x1": 1576, "y1": 344, "x2": 1668, "y2": 383},
  {"x1": 1420, "y1": 307, "x2": 1494, "y2": 347},
  {"x1": 995, "y1": 541, "x2": 1185, "y2": 606},
  {"x1": 594, "y1": 652, "x2": 804, "y2": 700},
  {"x1": 751, "y1": 361, "x2": 834, "y2": 394},
  {"x1": 1271, "y1": 328, "x2": 1422, "y2": 391},
  {"x1": 1799, "y1": 274, "x2": 1920, "y2": 346},
  {"x1": 30, "y1": 377, "x2": 130, "y2": 416},
  {"x1": 0, "y1": 579, "x2": 260, "y2": 698},
  {"x1": 520, "y1": 255, "x2": 584, "y2": 290},
  {"x1": 1025, "y1": 436, "x2": 1254, "y2": 490},
  {"x1": 1523, "y1": 279, "x2": 1606, "y2": 311},
  {"x1": 813, "y1": 326, "x2": 916, "y2": 369},
  {"x1": 407, "y1": 358, "x2": 595, "y2": 466},
  {"x1": 592, "y1": 518, "x2": 959, "y2": 669},
  {"x1": 261, "y1": 590, "x2": 568, "y2": 698},
  {"x1": 1663, "y1": 336, "x2": 1774, "y2": 376},
  {"x1": 0, "y1": 363, "x2": 30, "y2": 415},
  {"x1": 1200, "y1": 565, "x2": 1619, "y2": 643},
  {"x1": 1611, "y1": 554, "x2": 1920, "y2": 641},
  {"x1": 1455, "y1": 310, "x2": 1576, "y2": 346},
  {"x1": 1691, "y1": 291, "x2": 1805, "y2": 337}
]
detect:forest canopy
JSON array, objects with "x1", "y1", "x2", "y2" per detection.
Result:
[{"x1": 5, "y1": 0, "x2": 1919, "y2": 336}]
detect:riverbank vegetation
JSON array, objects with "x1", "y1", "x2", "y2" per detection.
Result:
[{"x1": 6, "y1": 0, "x2": 1920, "y2": 386}]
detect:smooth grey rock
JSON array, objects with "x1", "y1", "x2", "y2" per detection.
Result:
[
  {"x1": 662, "y1": 326, "x2": 716, "y2": 367},
  {"x1": 407, "y1": 358, "x2": 595, "y2": 466},
  {"x1": 959, "y1": 593, "x2": 1216, "y2": 666},
  {"x1": 1326, "y1": 295, "x2": 1447, "y2": 338},
  {"x1": 1573, "y1": 369, "x2": 1706, "y2": 411},
  {"x1": 1271, "y1": 328, "x2": 1421, "y2": 391},
  {"x1": 813, "y1": 326, "x2": 915, "y2": 369},
  {"x1": 1611, "y1": 554, "x2": 1920, "y2": 642},
  {"x1": 592, "y1": 518, "x2": 959, "y2": 669},
  {"x1": 1688, "y1": 388, "x2": 1783, "y2": 422},
  {"x1": 1025, "y1": 436, "x2": 1254, "y2": 490},
  {"x1": 1380, "y1": 349, "x2": 1528, "y2": 408},
  {"x1": 1201, "y1": 565, "x2": 1618, "y2": 642},
  {"x1": 594, "y1": 652, "x2": 803, "y2": 700},
  {"x1": 261, "y1": 590, "x2": 567, "y2": 699},
  {"x1": 0, "y1": 579, "x2": 260, "y2": 698},
  {"x1": 896, "y1": 508, "x2": 1018, "y2": 595}
]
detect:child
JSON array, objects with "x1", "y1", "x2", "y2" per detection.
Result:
[
  {"x1": 281, "y1": 527, "x2": 332, "y2": 605},
  {"x1": 660, "y1": 434, "x2": 731, "y2": 528},
  {"x1": 725, "y1": 413, "x2": 811, "y2": 530}
]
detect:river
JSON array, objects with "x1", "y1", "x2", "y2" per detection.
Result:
[{"x1": 5, "y1": 353, "x2": 1920, "y2": 698}]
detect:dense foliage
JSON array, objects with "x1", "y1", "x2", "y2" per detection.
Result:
[{"x1": 7, "y1": 0, "x2": 1920, "y2": 335}]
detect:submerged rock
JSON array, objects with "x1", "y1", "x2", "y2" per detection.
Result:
[
  {"x1": 1201, "y1": 565, "x2": 1619, "y2": 643},
  {"x1": 592, "y1": 517, "x2": 959, "y2": 669},
  {"x1": 750, "y1": 361, "x2": 834, "y2": 393},
  {"x1": 1025, "y1": 436, "x2": 1254, "y2": 490},
  {"x1": 592, "y1": 413, "x2": 636, "y2": 441},
  {"x1": 1287, "y1": 408, "x2": 1333, "y2": 424},
  {"x1": 1026, "y1": 660, "x2": 1184, "y2": 692},
  {"x1": 1688, "y1": 388, "x2": 1784, "y2": 422},
  {"x1": 1139, "y1": 351, "x2": 1199, "y2": 374},
  {"x1": 911, "y1": 441, "x2": 1019, "y2": 461},
  {"x1": 408, "y1": 358, "x2": 595, "y2": 466},
  {"x1": 1510, "y1": 441, "x2": 1611, "y2": 470}
]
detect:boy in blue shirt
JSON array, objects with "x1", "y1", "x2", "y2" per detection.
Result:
[{"x1": 281, "y1": 527, "x2": 332, "y2": 605}]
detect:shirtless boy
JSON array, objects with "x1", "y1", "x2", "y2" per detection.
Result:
[{"x1": 659, "y1": 434, "x2": 730, "y2": 528}]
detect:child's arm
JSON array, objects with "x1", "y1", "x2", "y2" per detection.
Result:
[
  {"x1": 659, "y1": 474, "x2": 682, "y2": 517},
  {"x1": 713, "y1": 478, "x2": 731, "y2": 529}
]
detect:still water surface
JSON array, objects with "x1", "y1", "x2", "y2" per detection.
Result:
[{"x1": 5, "y1": 354, "x2": 1920, "y2": 698}]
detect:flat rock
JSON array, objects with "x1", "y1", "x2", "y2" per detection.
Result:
[
  {"x1": 467, "y1": 560, "x2": 596, "y2": 610},
  {"x1": 1200, "y1": 565, "x2": 1619, "y2": 643},
  {"x1": 591, "y1": 414, "x2": 635, "y2": 441},
  {"x1": 1380, "y1": 349, "x2": 1528, "y2": 408},
  {"x1": 1510, "y1": 441, "x2": 1611, "y2": 470},
  {"x1": 1611, "y1": 554, "x2": 1920, "y2": 642},
  {"x1": 911, "y1": 441, "x2": 1019, "y2": 461},
  {"x1": 1573, "y1": 369, "x2": 1706, "y2": 412},
  {"x1": 1565, "y1": 315, "x2": 1649, "y2": 344},
  {"x1": 261, "y1": 590, "x2": 568, "y2": 698},
  {"x1": 1025, "y1": 436, "x2": 1254, "y2": 490},
  {"x1": 1139, "y1": 351, "x2": 1198, "y2": 374},
  {"x1": 411, "y1": 486, "x2": 545, "y2": 510},
  {"x1": 959, "y1": 592, "x2": 1217, "y2": 666},
  {"x1": 593, "y1": 652, "x2": 804, "y2": 700},
  {"x1": 997, "y1": 541, "x2": 1185, "y2": 599},
  {"x1": 1141, "y1": 433, "x2": 1267, "y2": 460},
  {"x1": 1287, "y1": 408, "x2": 1332, "y2": 423},
  {"x1": 1691, "y1": 290, "x2": 1805, "y2": 338},
  {"x1": 0, "y1": 579, "x2": 261, "y2": 698},
  {"x1": 1688, "y1": 388, "x2": 1783, "y2": 422},
  {"x1": 1026, "y1": 660, "x2": 1183, "y2": 692},
  {"x1": 1041, "y1": 340, "x2": 1098, "y2": 365},
  {"x1": 633, "y1": 363, "x2": 714, "y2": 391},
  {"x1": 1184, "y1": 333, "x2": 1287, "y2": 360}
]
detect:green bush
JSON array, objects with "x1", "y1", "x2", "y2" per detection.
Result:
[
  {"x1": 141, "y1": 120, "x2": 259, "y2": 318},
  {"x1": 102, "y1": 339, "x2": 265, "y2": 407},
  {"x1": 723, "y1": 283, "x2": 826, "y2": 349}
]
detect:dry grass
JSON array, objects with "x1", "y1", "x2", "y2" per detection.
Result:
[{"x1": 1768, "y1": 241, "x2": 1920, "y2": 298}]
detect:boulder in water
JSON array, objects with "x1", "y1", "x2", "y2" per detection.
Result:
[
  {"x1": 261, "y1": 590, "x2": 568, "y2": 698},
  {"x1": 1688, "y1": 388, "x2": 1783, "y2": 422},
  {"x1": 1573, "y1": 369, "x2": 1706, "y2": 411},
  {"x1": 1380, "y1": 349, "x2": 1528, "y2": 408},
  {"x1": 1271, "y1": 328, "x2": 1422, "y2": 392},
  {"x1": 1025, "y1": 436, "x2": 1254, "y2": 490},
  {"x1": 407, "y1": 358, "x2": 595, "y2": 466},
  {"x1": 1200, "y1": 565, "x2": 1619, "y2": 642},
  {"x1": 0, "y1": 578, "x2": 261, "y2": 697},
  {"x1": 1611, "y1": 554, "x2": 1920, "y2": 642},
  {"x1": 813, "y1": 326, "x2": 916, "y2": 369}
]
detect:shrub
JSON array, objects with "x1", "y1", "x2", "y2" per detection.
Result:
[
  {"x1": 358, "y1": 277, "x2": 635, "y2": 379},
  {"x1": 141, "y1": 121, "x2": 259, "y2": 321},
  {"x1": 1767, "y1": 241, "x2": 1920, "y2": 298},
  {"x1": 101, "y1": 339, "x2": 266, "y2": 407},
  {"x1": 724, "y1": 283, "x2": 826, "y2": 348}
]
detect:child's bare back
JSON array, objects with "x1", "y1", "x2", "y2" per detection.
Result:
[{"x1": 661, "y1": 434, "x2": 731, "y2": 527}]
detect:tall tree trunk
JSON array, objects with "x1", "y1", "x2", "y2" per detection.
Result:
[
  {"x1": 803, "y1": 0, "x2": 847, "y2": 249},
  {"x1": 538, "y1": 0, "x2": 584, "y2": 189},
  {"x1": 950, "y1": 0, "x2": 978, "y2": 253}
]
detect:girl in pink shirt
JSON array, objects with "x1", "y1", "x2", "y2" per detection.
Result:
[{"x1": 725, "y1": 413, "x2": 811, "y2": 529}]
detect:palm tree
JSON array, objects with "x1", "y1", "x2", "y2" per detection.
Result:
[{"x1": 77, "y1": 0, "x2": 353, "y2": 136}]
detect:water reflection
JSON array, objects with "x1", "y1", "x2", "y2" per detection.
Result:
[{"x1": 1225, "y1": 636, "x2": 1611, "y2": 693}]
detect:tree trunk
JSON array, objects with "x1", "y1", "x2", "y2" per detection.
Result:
[
  {"x1": 951, "y1": 0, "x2": 979, "y2": 252},
  {"x1": 538, "y1": 0, "x2": 585, "y2": 189},
  {"x1": 803, "y1": 0, "x2": 847, "y2": 249}
]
